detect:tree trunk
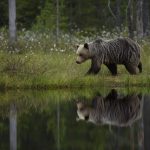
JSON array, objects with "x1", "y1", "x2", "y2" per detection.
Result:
[
  {"x1": 127, "y1": 0, "x2": 134, "y2": 39},
  {"x1": 8, "y1": 0, "x2": 17, "y2": 48},
  {"x1": 143, "y1": 0, "x2": 150, "y2": 36},
  {"x1": 136, "y1": 0, "x2": 143, "y2": 39},
  {"x1": 56, "y1": 0, "x2": 59, "y2": 43},
  {"x1": 68, "y1": 0, "x2": 73, "y2": 43},
  {"x1": 116, "y1": 0, "x2": 121, "y2": 31}
]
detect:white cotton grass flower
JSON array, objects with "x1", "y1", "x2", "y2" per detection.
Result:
[{"x1": 60, "y1": 49, "x2": 65, "y2": 52}]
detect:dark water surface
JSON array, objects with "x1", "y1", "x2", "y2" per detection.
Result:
[{"x1": 0, "y1": 88, "x2": 150, "y2": 150}]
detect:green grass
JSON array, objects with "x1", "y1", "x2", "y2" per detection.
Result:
[{"x1": 0, "y1": 45, "x2": 149, "y2": 89}]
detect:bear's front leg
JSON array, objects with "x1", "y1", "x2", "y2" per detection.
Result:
[
  {"x1": 86, "y1": 59, "x2": 101, "y2": 75},
  {"x1": 105, "y1": 63, "x2": 117, "y2": 75}
]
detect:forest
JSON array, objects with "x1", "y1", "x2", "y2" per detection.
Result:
[
  {"x1": 0, "y1": 0, "x2": 149, "y2": 36},
  {"x1": 0, "y1": 0, "x2": 150, "y2": 89}
]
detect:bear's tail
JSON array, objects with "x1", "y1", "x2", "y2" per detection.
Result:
[{"x1": 138, "y1": 62, "x2": 142, "y2": 73}]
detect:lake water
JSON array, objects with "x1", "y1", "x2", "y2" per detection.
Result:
[{"x1": 0, "y1": 88, "x2": 150, "y2": 150}]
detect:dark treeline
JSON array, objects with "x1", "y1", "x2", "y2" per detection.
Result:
[{"x1": 0, "y1": 0, "x2": 150, "y2": 38}]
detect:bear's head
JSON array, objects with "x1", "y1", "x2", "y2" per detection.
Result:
[
  {"x1": 76, "y1": 101, "x2": 90, "y2": 121},
  {"x1": 76, "y1": 43, "x2": 91, "y2": 64}
]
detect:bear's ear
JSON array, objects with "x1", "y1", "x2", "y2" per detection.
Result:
[{"x1": 84, "y1": 43, "x2": 89, "y2": 49}]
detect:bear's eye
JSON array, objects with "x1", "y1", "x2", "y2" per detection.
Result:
[{"x1": 80, "y1": 107, "x2": 84, "y2": 111}]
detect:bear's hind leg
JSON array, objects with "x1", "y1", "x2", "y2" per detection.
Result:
[
  {"x1": 105, "y1": 64, "x2": 117, "y2": 75},
  {"x1": 125, "y1": 64, "x2": 138, "y2": 74}
]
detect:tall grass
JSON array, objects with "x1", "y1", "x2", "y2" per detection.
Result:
[{"x1": 0, "y1": 50, "x2": 149, "y2": 89}]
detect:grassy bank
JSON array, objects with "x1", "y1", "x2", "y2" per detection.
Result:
[{"x1": 0, "y1": 47, "x2": 149, "y2": 89}]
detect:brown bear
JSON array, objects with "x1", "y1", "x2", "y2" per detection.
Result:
[{"x1": 76, "y1": 37, "x2": 142, "y2": 75}]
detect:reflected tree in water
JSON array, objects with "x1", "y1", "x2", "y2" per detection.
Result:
[
  {"x1": 10, "y1": 103, "x2": 17, "y2": 150},
  {"x1": 57, "y1": 99, "x2": 60, "y2": 150},
  {"x1": 143, "y1": 95, "x2": 150, "y2": 150}
]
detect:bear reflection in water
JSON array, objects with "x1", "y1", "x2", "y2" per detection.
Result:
[{"x1": 76, "y1": 89, "x2": 143, "y2": 127}]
